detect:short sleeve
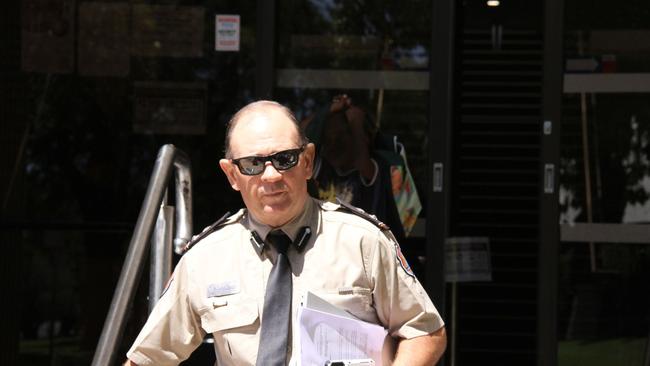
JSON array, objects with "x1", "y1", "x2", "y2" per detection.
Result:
[
  {"x1": 368, "y1": 230, "x2": 445, "y2": 339},
  {"x1": 126, "y1": 256, "x2": 204, "y2": 365}
]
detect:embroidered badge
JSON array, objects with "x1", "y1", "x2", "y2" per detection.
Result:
[
  {"x1": 206, "y1": 280, "x2": 240, "y2": 298},
  {"x1": 395, "y1": 243, "x2": 415, "y2": 278}
]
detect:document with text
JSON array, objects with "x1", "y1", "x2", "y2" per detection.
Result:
[{"x1": 295, "y1": 291, "x2": 390, "y2": 366}]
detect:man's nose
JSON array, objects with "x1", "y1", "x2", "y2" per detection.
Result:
[{"x1": 260, "y1": 162, "x2": 282, "y2": 181}]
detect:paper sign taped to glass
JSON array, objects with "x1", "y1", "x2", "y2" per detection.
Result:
[
  {"x1": 445, "y1": 237, "x2": 492, "y2": 283},
  {"x1": 294, "y1": 291, "x2": 394, "y2": 366}
]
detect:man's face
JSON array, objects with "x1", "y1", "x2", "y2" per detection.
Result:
[
  {"x1": 219, "y1": 107, "x2": 315, "y2": 227},
  {"x1": 322, "y1": 112, "x2": 354, "y2": 170}
]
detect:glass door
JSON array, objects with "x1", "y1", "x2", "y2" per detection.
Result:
[
  {"x1": 274, "y1": 0, "x2": 433, "y2": 277},
  {"x1": 559, "y1": 3, "x2": 650, "y2": 363}
]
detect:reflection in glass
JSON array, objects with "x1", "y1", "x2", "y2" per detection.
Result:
[
  {"x1": 559, "y1": 91, "x2": 650, "y2": 366},
  {"x1": 10, "y1": 1, "x2": 258, "y2": 364},
  {"x1": 560, "y1": 94, "x2": 650, "y2": 224},
  {"x1": 275, "y1": 0, "x2": 432, "y2": 211}
]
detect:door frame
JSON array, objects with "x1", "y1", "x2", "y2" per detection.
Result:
[{"x1": 539, "y1": 0, "x2": 564, "y2": 364}]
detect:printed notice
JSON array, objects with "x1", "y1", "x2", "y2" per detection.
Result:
[
  {"x1": 215, "y1": 15, "x2": 240, "y2": 51},
  {"x1": 445, "y1": 237, "x2": 492, "y2": 283}
]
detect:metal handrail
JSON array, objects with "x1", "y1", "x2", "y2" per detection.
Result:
[
  {"x1": 91, "y1": 144, "x2": 193, "y2": 366},
  {"x1": 149, "y1": 196, "x2": 173, "y2": 313}
]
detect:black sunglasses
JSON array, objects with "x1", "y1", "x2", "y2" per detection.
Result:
[{"x1": 231, "y1": 146, "x2": 305, "y2": 176}]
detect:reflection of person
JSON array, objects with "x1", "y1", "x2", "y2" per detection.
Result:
[
  {"x1": 306, "y1": 94, "x2": 406, "y2": 241},
  {"x1": 319, "y1": 94, "x2": 377, "y2": 189},
  {"x1": 124, "y1": 100, "x2": 446, "y2": 366}
]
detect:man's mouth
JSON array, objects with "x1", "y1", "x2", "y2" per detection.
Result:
[{"x1": 261, "y1": 189, "x2": 286, "y2": 198}]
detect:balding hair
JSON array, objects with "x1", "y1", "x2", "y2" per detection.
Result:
[{"x1": 224, "y1": 100, "x2": 309, "y2": 158}]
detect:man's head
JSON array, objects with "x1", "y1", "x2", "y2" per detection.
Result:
[
  {"x1": 321, "y1": 110, "x2": 354, "y2": 171},
  {"x1": 220, "y1": 100, "x2": 315, "y2": 227},
  {"x1": 321, "y1": 105, "x2": 377, "y2": 171}
]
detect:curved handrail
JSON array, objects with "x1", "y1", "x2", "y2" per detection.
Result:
[
  {"x1": 173, "y1": 152, "x2": 193, "y2": 254},
  {"x1": 91, "y1": 144, "x2": 192, "y2": 366}
]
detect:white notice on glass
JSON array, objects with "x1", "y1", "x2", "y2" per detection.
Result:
[
  {"x1": 215, "y1": 14, "x2": 240, "y2": 51},
  {"x1": 296, "y1": 291, "x2": 389, "y2": 366}
]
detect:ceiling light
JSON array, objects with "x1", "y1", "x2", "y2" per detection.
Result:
[{"x1": 487, "y1": 0, "x2": 500, "y2": 6}]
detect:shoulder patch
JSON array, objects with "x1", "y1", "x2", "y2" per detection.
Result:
[
  {"x1": 182, "y1": 210, "x2": 243, "y2": 253},
  {"x1": 334, "y1": 199, "x2": 390, "y2": 231},
  {"x1": 395, "y1": 243, "x2": 415, "y2": 278}
]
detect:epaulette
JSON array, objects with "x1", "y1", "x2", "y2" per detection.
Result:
[
  {"x1": 181, "y1": 210, "x2": 242, "y2": 253},
  {"x1": 334, "y1": 199, "x2": 390, "y2": 231}
]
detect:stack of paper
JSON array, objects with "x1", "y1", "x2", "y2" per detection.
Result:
[{"x1": 295, "y1": 291, "x2": 390, "y2": 366}]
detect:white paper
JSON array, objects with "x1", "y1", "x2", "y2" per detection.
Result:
[
  {"x1": 302, "y1": 291, "x2": 357, "y2": 319},
  {"x1": 296, "y1": 292, "x2": 388, "y2": 366}
]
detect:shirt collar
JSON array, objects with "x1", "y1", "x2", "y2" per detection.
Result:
[{"x1": 246, "y1": 197, "x2": 318, "y2": 254}]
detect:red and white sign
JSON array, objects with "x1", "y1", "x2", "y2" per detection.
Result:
[{"x1": 215, "y1": 14, "x2": 240, "y2": 51}]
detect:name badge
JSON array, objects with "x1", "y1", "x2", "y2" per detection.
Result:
[{"x1": 206, "y1": 280, "x2": 240, "y2": 298}]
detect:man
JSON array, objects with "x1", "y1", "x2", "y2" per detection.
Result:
[
  {"x1": 305, "y1": 94, "x2": 407, "y2": 241},
  {"x1": 125, "y1": 100, "x2": 446, "y2": 366}
]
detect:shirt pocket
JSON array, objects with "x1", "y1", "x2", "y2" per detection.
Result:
[
  {"x1": 200, "y1": 297, "x2": 259, "y2": 334},
  {"x1": 317, "y1": 287, "x2": 377, "y2": 324}
]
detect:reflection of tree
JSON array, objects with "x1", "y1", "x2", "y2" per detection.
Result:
[
  {"x1": 559, "y1": 93, "x2": 650, "y2": 342},
  {"x1": 621, "y1": 115, "x2": 650, "y2": 204},
  {"x1": 278, "y1": 0, "x2": 430, "y2": 69},
  {"x1": 560, "y1": 94, "x2": 650, "y2": 224},
  {"x1": 319, "y1": 0, "x2": 431, "y2": 49},
  {"x1": 276, "y1": 1, "x2": 432, "y2": 211},
  {"x1": 598, "y1": 96, "x2": 650, "y2": 223}
]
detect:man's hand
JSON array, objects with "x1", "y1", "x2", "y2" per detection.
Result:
[
  {"x1": 329, "y1": 94, "x2": 376, "y2": 182},
  {"x1": 329, "y1": 94, "x2": 351, "y2": 113},
  {"x1": 124, "y1": 359, "x2": 138, "y2": 366},
  {"x1": 392, "y1": 326, "x2": 447, "y2": 366}
]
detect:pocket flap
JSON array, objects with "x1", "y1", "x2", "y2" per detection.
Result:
[{"x1": 201, "y1": 298, "x2": 259, "y2": 333}]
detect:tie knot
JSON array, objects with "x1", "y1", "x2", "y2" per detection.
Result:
[{"x1": 268, "y1": 231, "x2": 291, "y2": 254}]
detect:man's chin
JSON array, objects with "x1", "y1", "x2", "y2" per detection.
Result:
[
  {"x1": 259, "y1": 203, "x2": 292, "y2": 226},
  {"x1": 256, "y1": 194, "x2": 306, "y2": 226}
]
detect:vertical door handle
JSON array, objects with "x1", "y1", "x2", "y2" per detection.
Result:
[
  {"x1": 433, "y1": 163, "x2": 443, "y2": 192},
  {"x1": 544, "y1": 163, "x2": 555, "y2": 194}
]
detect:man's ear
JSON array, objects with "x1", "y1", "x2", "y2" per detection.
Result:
[
  {"x1": 219, "y1": 159, "x2": 240, "y2": 191},
  {"x1": 303, "y1": 143, "x2": 316, "y2": 179}
]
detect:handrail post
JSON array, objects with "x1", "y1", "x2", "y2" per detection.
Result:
[
  {"x1": 149, "y1": 194, "x2": 174, "y2": 313},
  {"x1": 173, "y1": 154, "x2": 192, "y2": 254},
  {"x1": 91, "y1": 144, "x2": 192, "y2": 366}
]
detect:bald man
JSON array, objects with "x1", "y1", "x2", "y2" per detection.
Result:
[{"x1": 124, "y1": 100, "x2": 446, "y2": 366}]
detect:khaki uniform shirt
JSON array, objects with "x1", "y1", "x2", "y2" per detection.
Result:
[{"x1": 127, "y1": 198, "x2": 444, "y2": 366}]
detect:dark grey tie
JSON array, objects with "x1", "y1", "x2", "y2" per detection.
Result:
[{"x1": 256, "y1": 231, "x2": 292, "y2": 365}]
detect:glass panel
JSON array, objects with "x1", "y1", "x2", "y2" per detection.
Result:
[
  {"x1": 276, "y1": 88, "x2": 430, "y2": 201},
  {"x1": 275, "y1": 1, "x2": 432, "y2": 276},
  {"x1": 277, "y1": 0, "x2": 431, "y2": 71},
  {"x1": 557, "y1": 242, "x2": 649, "y2": 366},
  {"x1": 565, "y1": 2, "x2": 650, "y2": 73},
  {"x1": 18, "y1": 228, "x2": 132, "y2": 365},
  {"x1": 6, "y1": 1, "x2": 257, "y2": 363},
  {"x1": 562, "y1": 6, "x2": 650, "y2": 362},
  {"x1": 560, "y1": 93, "x2": 650, "y2": 224},
  {"x1": 559, "y1": 93, "x2": 650, "y2": 365}
]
